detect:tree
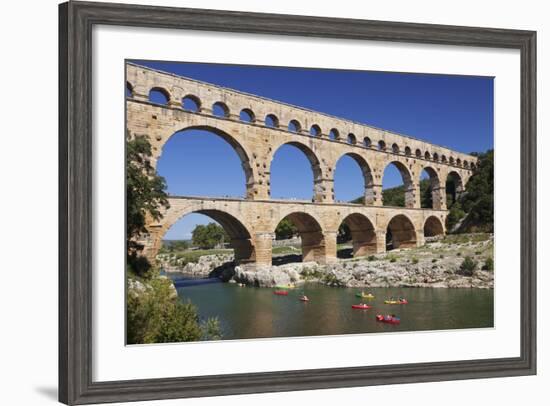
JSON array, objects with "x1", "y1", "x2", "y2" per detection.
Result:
[
  {"x1": 192, "y1": 223, "x2": 228, "y2": 249},
  {"x1": 447, "y1": 150, "x2": 494, "y2": 232},
  {"x1": 127, "y1": 135, "x2": 170, "y2": 252},
  {"x1": 275, "y1": 218, "x2": 298, "y2": 240}
]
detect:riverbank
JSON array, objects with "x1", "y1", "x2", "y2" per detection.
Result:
[{"x1": 158, "y1": 233, "x2": 494, "y2": 289}]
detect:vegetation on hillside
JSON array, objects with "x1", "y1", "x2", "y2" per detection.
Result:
[
  {"x1": 447, "y1": 150, "x2": 493, "y2": 232},
  {"x1": 126, "y1": 135, "x2": 221, "y2": 343},
  {"x1": 126, "y1": 135, "x2": 170, "y2": 276},
  {"x1": 127, "y1": 277, "x2": 221, "y2": 344}
]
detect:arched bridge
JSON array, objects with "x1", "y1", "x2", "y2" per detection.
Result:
[{"x1": 126, "y1": 63, "x2": 477, "y2": 267}]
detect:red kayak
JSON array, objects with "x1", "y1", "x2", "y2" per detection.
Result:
[
  {"x1": 274, "y1": 290, "x2": 289, "y2": 296},
  {"x1": 376, "y1": 314, "x2": 401, "y2": 324},
  {"x1": 351, "y1": 304, "x2": 373, "y2": 310}
]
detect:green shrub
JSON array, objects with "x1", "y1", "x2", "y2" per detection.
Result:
[
  {"x1": 440, "y1": 254, "x2": 444, "y2": 259},
  {"x1": 456, "y1": 252, "x2": 462, "y2": 256},
  {"x1": 127, "y1": 277, "x2": 221, "y2": 344},
  {"x1": 367, "y1": 255, "x2": 376, "y2": 261},
  {"x1": 412, "y1": 257, "x2": 419, "y2": 264},
  {"x1": 432, "y1": 258, "x2": 437, "y2": 263},
  {"x1": 457, "y1": 256, "x2": 477, "y2": 276},
  {"x1": 482, "y1": 257, "x2": 494, "y2": 271},
  {"x1": 387, "y1": 255, "x2": 397, "y2": 263}
]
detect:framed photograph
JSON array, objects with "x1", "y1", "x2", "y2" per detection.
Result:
[{"x1": 59, "y1": 1, "x2": 536, "y2": 404}]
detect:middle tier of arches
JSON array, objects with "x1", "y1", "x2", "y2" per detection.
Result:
[{"x1": 128, "y1": 100, "x2": 471, "y2": 210}]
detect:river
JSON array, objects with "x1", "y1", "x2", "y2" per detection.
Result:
[{"x1": 168, "y1": 273, "x2": 494, "y2": 340}]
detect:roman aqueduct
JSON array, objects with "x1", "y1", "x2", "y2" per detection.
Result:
[{"x1": 126, "y1": 63, "x2": 477, "y2": 268}]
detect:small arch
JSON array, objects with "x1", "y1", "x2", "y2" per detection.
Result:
[
  {"x1": 329, "y1": 128, "x2": 340, "y2": 140},
  {"x1": 432, "y1": 152, "x2": 439, "y2": 162},
  {"x1": 212, "y1": 102, "x2": 229, "y2": 118},
  {"x1": 182, "y1": 95, "x2": 201, "y2": 112},
  {"x1": 126, "y1": 82, "x2": 134, "y2": 98},
  {"x1": 148, "y1": 87, "x2": 170, "y2": 105},
  {"x1": 392, "y1": 143, "x2": 400, "y2": 154},
  {"x1": 309, "y1": 124, "x2": 322, "y2": 137},
  {"x1": 347, "y1": 133, "x2": 357, "y2": 144},
  {"x1": 265, "y1": 114, "x2": 279, "y2": 128},
  {"x1": 386, "y1": 214, "x2": 417, "y2": 251},
  {"x1": 378, "y1": 140, "x2": 387, "y2": 151},
  {"x1": 363, "y1": 137, "x2": 372, "y2": 148},
  {"x1": 424, "y1": 151, "x2": 431, "y2": 160},
  {"x1": 288, "y1": 119, "x2": 302, "y2": 133},
  {"x1": 441, "y1": 155, "x2": 448, "y2": 163},
  {"x1": 338, "y1": 213, "x2": 376, "y2": 258},
  {"x1": 415, "y1": 149, "x2": 422, "y2": 158},
  {"x1": 456, "y1": 158, "x2": 462, "y2": 166},
  {"x1": 404, "y1": 146, "x2": 412, "y2": 156},
  {"x1": 424, "y1": 216, "x2": 445, "y2": 238},
  {"x1": 463, "y1": 161, "x2": 469, "y2": 169},
  {"x1": 239, "y1": 108, "x2": 255, "y2": 123},
  {"x1": 272, "y1": 212, "x2": 325, "y2": 264},
  {"x1": 449, "y1": 157, "x2": 455, "y2": 165}
]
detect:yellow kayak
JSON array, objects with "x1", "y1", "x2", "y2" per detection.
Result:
[
  {"x1": 275, "y1": 284, "x2": 296, "y2": 290},
  {"x1": 384, "y1": 299, "x2": 408, "y2": 305}
]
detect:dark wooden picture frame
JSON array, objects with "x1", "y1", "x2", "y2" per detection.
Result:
[{"x1": 59, "y1": 1, "x2": 537, "y2": 404}]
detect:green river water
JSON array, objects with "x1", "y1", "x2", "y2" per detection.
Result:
[{"x1": 169, "y1": 274, "x2": 494, "y2": 340}]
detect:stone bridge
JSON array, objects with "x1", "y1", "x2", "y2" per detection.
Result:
[{"x1": 126, "y1": 63, "x2": 477, "y2": 267}]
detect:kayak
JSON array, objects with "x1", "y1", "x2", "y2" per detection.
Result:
[
  {"x1": 376, "y1": 314, "x2": 401, "y2": 324},
  {"x1": 355, "y1": 293, "x2": 375, "y2": 299},
  {"x1": 273, "y1": 290, "x2": 289, "y2": 296},
  {"x1": 384, "y1": 299, "x2": 408, "y2": 305},
  {"x1": 299, "y1": 296, "x2": 310, "y2": 302},
  {"x1": 351, "y1": 304, "x2": 373, "y2": 310}
]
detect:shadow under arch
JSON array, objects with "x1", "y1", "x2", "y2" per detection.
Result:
[
  {"x1": 160, "y1": 125, "x2": 255, "y2": 199},
  {"x1": 424, "y1": 215, "x2": 445, "y2": 237},
  {"x1": 272, "y1": 211, "x2": 326, "y2": 265},
  {"x1": 164, "y1": 208, "x2": 254, "y2": 264},
  {"x1": 338, "y1": 213, "x2": 377, "y2": 258},
  {"x1": 386, "y1": 213, "x2": 417, "y2": 250},
  {"x1": 420, "y1": 166, "x2": 443, "y2": 209},
  {"x1": 382, "y1": 160, "x2": 415, "y2": 208},
  {"x1": 269, "y1": 141, "x2": 323, "y2": 202},
  {"x1": 334, "y1": 152, "x2": 375, "y2": 205}
]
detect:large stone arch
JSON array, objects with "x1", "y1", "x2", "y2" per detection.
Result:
[
  {"x1": 152, "y1": 202, "x2": 255, "y2": 264},
  {"x1": 339, "y1": 212, "x2": 377, "y2": 257},
  {"x1": 334, "y1": 152, "x2": 375, "y2": 205},
  {"x1": 386, "y1": 213, "x2": 417, "y2": 250},
  {"x1": 424, "y1": 215, "x2": 445, "y2": 237},
  {"x1": 420, "y1": 165, "x2": 444, "y2": 210},
  {"x1": 269, "y1": 141, "x2": 324, "y2": 202},
  {"x1": 160, "y1": 125, "x2": 256, "y2": 199},
  {"x1": 446, "y1": 170, "x2": 465, "y2": 205},
  {"x1": 382, "y1": 160, "x2": 415, "y2": 208},
  {"x1": 272, "y1": 211, "x2": 327, "y2": 263}
]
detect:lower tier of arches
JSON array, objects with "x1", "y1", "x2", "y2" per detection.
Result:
[{"x1": 141, "y1": 196, "x2": 447, "y2": 268}]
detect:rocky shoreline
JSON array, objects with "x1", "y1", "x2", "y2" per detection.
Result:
[{"x1": 159, "y1": 235, "x2": 494, "y2": 289}]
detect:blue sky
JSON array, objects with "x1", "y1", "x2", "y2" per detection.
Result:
[{"x1": 130, "y1": 60, "x2": 494, "y2": 240}]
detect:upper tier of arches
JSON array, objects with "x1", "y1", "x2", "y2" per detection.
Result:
[{"x1": 126, "y1": 64, "x2": 477, "y2": 171}]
